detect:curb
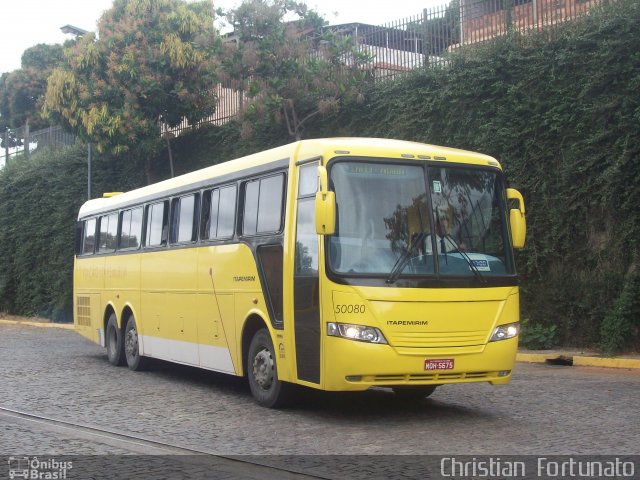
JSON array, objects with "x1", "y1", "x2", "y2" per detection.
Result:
[
  {"x1": 0, "y1": 319, "x2": 74, "y2": 330},
  {"x1": 516, "y1": 352, "x2": 640, "y2": 370}
]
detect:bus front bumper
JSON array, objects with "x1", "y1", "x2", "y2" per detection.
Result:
[{"x1": 322, "y1": 336, "x2": 518, "y2": 391}]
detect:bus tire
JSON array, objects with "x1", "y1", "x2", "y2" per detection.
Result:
[
  {"x1": 124, "y1": 314, "x2": 148, "y2": 371},
  {"x1": 106, "y1": 313, "x2": 125, "y2": 366},
  {"x1": 392, "y1": 385, "x2": 438, "y2": 402},
  {"x1": 247, "y1": 328, "x2": 294, "y2": 408}
]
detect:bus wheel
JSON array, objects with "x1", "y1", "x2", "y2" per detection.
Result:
[
  {"x1": 124, "y1": 314, "x2": 148, "y2": 371},
  {"x1": 106, "y1": 313, "x2": 125, "y2": 366},
  {"x1": 247, "y1": 329, "x2": 294, "y2": 408},
  {"x1": 392, "y1": 385, "x2": 438, "y2": 402}
]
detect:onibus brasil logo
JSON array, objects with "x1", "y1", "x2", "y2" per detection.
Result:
[{"x1": 7, "y1": 457, "x2": 72, "y2": 479}]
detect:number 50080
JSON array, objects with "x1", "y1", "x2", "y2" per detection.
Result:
[{"x1": 334, "y1": 304, "x2": 366, "y2": 314}]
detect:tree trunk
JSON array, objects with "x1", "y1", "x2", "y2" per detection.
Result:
[
  {"x1": 164, "y1": 134, "x2": 175, "y2": 178},
  {"x1": 144, "y1": 157, "x2": 153, "y2": 185}
]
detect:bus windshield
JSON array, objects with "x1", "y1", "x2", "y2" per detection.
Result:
[{"x1": 328, "y1": 160, "x2": 514, "y2": 281}]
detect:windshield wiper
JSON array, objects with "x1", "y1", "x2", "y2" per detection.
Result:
[
  {"x1": 442, "y1": 235, "x2": 487, "y2": 284},
  {"x1": 386, "y1": 232, "x2": 426, "y2": 284}
]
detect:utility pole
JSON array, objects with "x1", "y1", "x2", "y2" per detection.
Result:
[
  {"x1": 87, "y1": 142, "x2": 92, "y2": 199},
  {"x1": 3, "y1": 129, "x2": 8, "y2": 164},
  {"x1": 24, "y1": 120, "x2": 30, "y2": 158}
]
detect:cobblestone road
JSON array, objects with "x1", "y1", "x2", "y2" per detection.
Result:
[{"x1": 1, "y1": 324, "x2": 638, "y2": 477}]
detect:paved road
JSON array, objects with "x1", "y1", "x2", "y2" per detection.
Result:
[{"x1": 1, "y1": 324, "x2": 638, "y2": 477}]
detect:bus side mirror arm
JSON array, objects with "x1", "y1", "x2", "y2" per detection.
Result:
[
  {"x1": 315, "y1": 166, "x2": 336, "y2": 235},
  {"x1": 506, "y1": 188, "x2": 526, "y2": 249}
]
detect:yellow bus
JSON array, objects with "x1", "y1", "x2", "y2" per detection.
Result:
[{"x1": 74, "y1": 137, "x2": 526, "y2": 407}]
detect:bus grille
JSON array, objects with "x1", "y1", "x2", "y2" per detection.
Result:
[
  {"x1": 388, "y1": 331, "x2": 488, "y2": 348},
  {"x1": 367, "y1": 371, "x2": 492, "y2": 383},
  {"x1": 76, "y1": 296, "x2": 91, "y2": 326}
]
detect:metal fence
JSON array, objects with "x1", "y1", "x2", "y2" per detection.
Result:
[
  {"x1": 1, "y1": 124, "x2": 76, "y2": 168},
  {"x1": 459, "y1": 0, "x2": 604, "y2": 45},
  {"x1": 159, "y1": 83, "x2": 243, "y2": 138},
  {"x1": 340, "y1": 0, "x2": 606, "y2": 78}
]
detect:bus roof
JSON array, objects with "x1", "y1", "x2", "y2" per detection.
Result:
[{"x1": 78, "y1": 137, "x2": 501, "y2": 219}]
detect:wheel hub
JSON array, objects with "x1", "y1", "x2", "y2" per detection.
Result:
[{"x1": 252, "y1": 348, "x2": 274, "y2": 390}]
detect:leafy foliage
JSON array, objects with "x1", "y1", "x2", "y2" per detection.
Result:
[
  {"x1": 0, "y1": 145, "x2": 145, "y2": 320},
  {"x1": 0, "y1": 44, "x2": 65, "y2": 134},
  {"x1": 600, "y1": 271, "x2": 640, "y2": 355},
  {"x1": 42, "y1": 0, "x2": 220, "y2": 156},
  {"x1": 519, "y1": 319, "x2": 557, "y2": 350},
  {"x1": 222, "y1": 0, "x2": 371, "y2": 140}
]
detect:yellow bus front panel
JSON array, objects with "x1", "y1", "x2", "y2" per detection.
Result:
[
  {"x1": 322, "y1": 335, "x2": 517, "y2": 391},
  {"x1": 319, "y1": 285, "x2": 520, "y2": 391}
]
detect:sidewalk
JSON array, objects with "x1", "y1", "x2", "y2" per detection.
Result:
[
  {"x1": 516, "y1": 349, "x2": 640, "y2": 369},
  {"x1": 2, "y1": 316, "x2": 639, "y2": 369},
  {"x1": 0, "y1": 316, "x2": 74, "y2": 330}
]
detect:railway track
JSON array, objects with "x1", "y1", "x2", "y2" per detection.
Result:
[{"x1": 0, "y1": 405, "x2": 329, "y2": 479}]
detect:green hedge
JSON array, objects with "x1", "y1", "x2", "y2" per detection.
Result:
[
  {"x1": 0, "y1": 0, "x2": 638, "y2": 352},
  {"x1": 0, "y1": 145, "x2": 145, "y2": 320}
]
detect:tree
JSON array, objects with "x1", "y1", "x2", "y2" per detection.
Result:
[
  {"x1": 0, "y1": 44, "x2": 65, "y2": 149},
  {"x1": 42, "y1": 0, "x2": 220, "y2": 179},
  {"x1": 222, "y1": 0, "x2": 371, "y2": 140}
]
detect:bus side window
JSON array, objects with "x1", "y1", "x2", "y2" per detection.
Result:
[
  {"x1": 119, "y1": 207, "x2": 143, "y2": 250},
  {"x1": 146, "y1": 201, "x2": 168, "y2": 248},
  {"x1": 218, "y1": 185, "x2": 236, "y2": 238},
  {"x1": 257, "y1": 175, "x2": 284, "y2": 233},
  {"x1": 75, "y1": 221, "x2": 84, "y2": 255},
  {"x1": 202, "y1": 185, "x2": 237, "y2": 241},
  {"x1": 170, "y1": 194, "x2": 198, "y2": 244},
  {"x1": 98, "y1": 213, "x2": 118, "y2": 253},
  {"x1": 242, "y1": 174, "x2": 285, "y2": 236},
  {"x1": 82, "y1": 218, "x2": 97, "y2": 255},
  {"x1": 243, "y1": 180, "x2": 260, "y2": 235},
  {"x1": 200, "y1": 190, "x2": 213, "y2": 241}
]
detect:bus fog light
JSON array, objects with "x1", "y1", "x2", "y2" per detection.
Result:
[
  {"x1": 327, "y1": 323, "x2": 388, "y2": 344},
  {"x1": 489, "y1": 322, "x2": 520, "y2": 342},
  {"x1": 498, "y1": 370, "x2": 511, "y2": 377}
]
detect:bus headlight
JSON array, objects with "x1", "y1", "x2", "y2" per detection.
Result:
[
  {"x1": 327, "y1": 323, "x2": 388, "y2": 344},
  {"x1": 489, "y1": 322, "x2": 520, "y2": 342}
]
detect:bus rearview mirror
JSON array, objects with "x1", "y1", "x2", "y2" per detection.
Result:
[
  {"x1": 315, "y1": 191, "x2": 336, "y2": 235},
  {"x1": 506, "y1": 188, "x2": 526, "y2": 249},
  {"x1": 315, "y1": 165, "x2": 335, "y2": 235}
]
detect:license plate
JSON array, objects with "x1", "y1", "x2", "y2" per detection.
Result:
[{"x1": 424, "y1": 358, "x2": 454, "y2": 371}]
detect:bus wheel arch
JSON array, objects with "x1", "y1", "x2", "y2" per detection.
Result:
[
  {"x1": 104, "y1": 307, "x2": 125, "y2": 366},
  {"x1": 241, "y1": 314, "x2": 268, "y2": 378},
  {"x1": 242, "y1": 316, "x2": 295, "y2": 408},
  {"x1": 120, "y1": 305, "x2": 135, "y2": 327}
]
